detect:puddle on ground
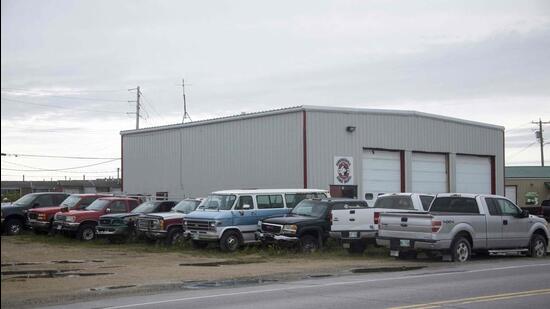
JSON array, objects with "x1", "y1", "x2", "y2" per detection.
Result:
[
  {"x1": 89, "y1": 284, "x2": 137, "y2": 291},
  {"x1": 1, "y1": 262, "x2": 43, "y2": 267},
  {"x1": 52, "y1": 260, "x2": 105, "y2": 264},
  {"x1": 1, "y1": 269, "x2": 113, "y2": 280},
  {"x1": 350, "y1": 266, "x2": 425, "y2": 274},
  {"x1": 179, "y1": 260, "x2": 263, "y2": 267},
  {"x1": 183, "y1": 278, "x2": 279, "y2": 289},
  {"x1": 308, "y1": 274, "x2": 333, "y2": 278}
]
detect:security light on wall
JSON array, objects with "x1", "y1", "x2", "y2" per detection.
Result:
[{"x1": 346, "y1": 126, "x2": 356, "y2": 133}]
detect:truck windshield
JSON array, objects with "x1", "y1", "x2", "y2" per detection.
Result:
[
  {"x1": 60, "y1": 196, "x2": 82, "y2": 209},
  {"x1": 291, "y1": 201, "x2": 328, "y2": 218},
  {"x1": 85, "y1": 199, "x2": 110, "y2": 211},
  {"x1": 430, "y1": 197, "x2": 479, "y2": 214},
  {"x1": 172, "y1": 200, "x2": 198, "y2": 213},
  {"x1": 374, "y1": 196, "x2": 415, "y2": 210},
  {"x1": 131, "y1": 201, "x2": 158, "y2": 213},
  {"x1": 12, "y1": 194, "x2": 37, "y2": 206},
  {"x1": 202, "y1": 195, "x2": 236, "y2": 210}
]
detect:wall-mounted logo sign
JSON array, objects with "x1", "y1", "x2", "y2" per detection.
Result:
[{"x1": 334, "y1": 156, "x2": 353, "y2": 185}]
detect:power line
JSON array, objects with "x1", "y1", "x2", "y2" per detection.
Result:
[
  {"x1": 1, "y1": 153, "x2": 120, "y2": 160},
  {"x1": 1, "y1": 159, "x2": 119, "y2": 172},
  {"x1": 1, "y1": 87, "x2": 128, "y2": 93},
  {"x1": 1, "y1": 97, "x2": 128, "y2": 114},
  {"x1": 506, "y1": 142, "x2": 538, "y2": 159}
]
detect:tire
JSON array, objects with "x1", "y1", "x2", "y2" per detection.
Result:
[
  {"x1": 191, "y1": 240, "x2": 208, "y2": 249},
  {"x1": 300, "y1": 235, "x2": 319, "y2": 253},
  {"x1": 77, "y1": 224, "x2": 96, "y2": 241},
  {"x1": 347, "y1": 241, "x2": 366, "y2": 254},
  {"x1": 4, "y1": 218, "x2": 24, "y2": 236},
  {"x1": 528, "y1": 234, "x2": 547, "y2": 258},
  {"x1": 166, "y1": 228, "x2": 183, "y2": 246},
  {"x1": 219, "y1": 230, "x2": 241, "y2": 252},
  {"x1": 451, "y1": 237, "x2": 471, "y2": 262}
]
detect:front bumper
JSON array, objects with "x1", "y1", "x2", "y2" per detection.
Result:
[
  {"x1": 185, "y1": 230, "x2": 219, "y2": 241},
  {"x1": 137, "y1": 228, "x2": 167, "y2": 239},
  {"x1": 255, "y1": 231, "x2": 300, "y2": 244},
  {"x1": 28, "y1": 219, "x2": 51, "y2": 230},
  {"x1": 52, "y1": 221, "x2": 80, "y2": 232},
  {"x1": 96, "y1": 225, "x2": 128, "y2": 236}
]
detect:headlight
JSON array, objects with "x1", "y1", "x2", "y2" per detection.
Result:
[
  {"x1": 66, "y1": 216, "x2": 76, "y2": 223},
  {"x1": 282, "y1": 224, "x2": 298, "y2": 234},
  {"x1": 159, "y1": 219, "x2": 164, "y2": 229}
]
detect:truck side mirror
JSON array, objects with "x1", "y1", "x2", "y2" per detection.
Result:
[
  {"x1": 243, "y1": 204, "x2": 251, "y2": 210},
  {"x1": 105, "y1": 208, "x2": 111, "y2": 214},
  {"x1": 520, "y1": 209, "x2": 529, "y2": 218}
]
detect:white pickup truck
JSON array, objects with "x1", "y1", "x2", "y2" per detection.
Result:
[
  {"x1": 330, "y1": 193, "x2": 434, "y2": 253},
  {"x1": 377, "y1": 193, "x2": 549, "y2": 262}
]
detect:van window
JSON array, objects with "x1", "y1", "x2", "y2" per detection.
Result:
[
  {"x1": 235, "y1": 196, "x2": 254, "y2": 210},
  {"x1": 257, "y1": 195, "x2": 284, "y2": 209},
  {"x1": 285, "y1": 193, "x2": 326, "y2": 208}
]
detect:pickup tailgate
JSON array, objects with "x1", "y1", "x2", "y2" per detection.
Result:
[
  {"x1": 331, "y1": 208, "x2": 374, "y2": 232},
  {"x1": 378, "y1": 212, "x2": 435, "y2": 241}
]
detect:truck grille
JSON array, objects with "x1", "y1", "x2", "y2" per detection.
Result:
[
  {"x1": 28, "y1": 213, "x2": 38, "y2": 220},
  {"x1": 185, "y1": 220, "x2": 210, "y2": 231},
  {"x1": 261, "y1": 223, "x2": 282, "y2": 234}
]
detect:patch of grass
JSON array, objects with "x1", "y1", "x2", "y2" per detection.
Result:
[{"x1": 8, "y1": 231, "x2": 391, "y2": 261}]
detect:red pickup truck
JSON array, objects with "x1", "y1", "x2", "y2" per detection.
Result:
[
  {"x1": 27, "y1": 193, "x2": 111, "y2": 234},
  {"x1": 52, "y1": 197, "x2": 139, "y2": 241}
]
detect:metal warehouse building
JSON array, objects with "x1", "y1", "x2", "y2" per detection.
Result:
[{"x1": 121, "y1": 105, "x2": 504, "y2": 201}]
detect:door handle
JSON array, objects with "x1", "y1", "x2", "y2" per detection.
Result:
[
  {"x1": 503, "y1": 219, "x2": 508, "y2": 225},
  {"x1": 349, "y1": 218, "x2": 355, "y2": 222}
]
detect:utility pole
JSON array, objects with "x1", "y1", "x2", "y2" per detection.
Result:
[
  {"x1": 128, "y1": 86, "x2": 141, "y2": 129},
  {"x1": 532, "y1": 118, "x2": 550, "y2": 166},
  {"x1": 181, "y1": 78, "x2": 192, "y2": 123}
]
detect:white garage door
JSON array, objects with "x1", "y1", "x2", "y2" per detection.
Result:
[
  {"x1": 412, "y1": 153, "x2": 448, "y2": 194},
  {"x1": 362, "y1": 149, "x2": 401, "y2": 206},
  {"x1": 505, "y1": 186, "x2": 517, "y2": 204},
  {"x1": 456, "y1": 155, "x2": 492, "y2": 194}
]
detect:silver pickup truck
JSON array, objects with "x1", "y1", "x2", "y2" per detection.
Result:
[{"x1": 377, "y1": 193, "x2": 549, "y2": 262}]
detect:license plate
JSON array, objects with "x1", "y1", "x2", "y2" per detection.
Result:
[
  {"x1": 400, "y1": 239, "x2": 410, "y2": 247},
  {"x1": 349, "y1": 232, "x2": 358, "y2": 238},
  {"x1": 390, "y1": 250, "x2": 399, "y2": 257},
  {"x1": 56, "y1": 225, "x2": 62, "y2": 230}
]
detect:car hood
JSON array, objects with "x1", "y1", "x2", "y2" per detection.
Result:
[
  {"x1": 145, "y1": 211, "x2": 186, "y2": 220},
  {"x1": 262, "y1": 215, "x2": 316, "y2": 225},
  {"x1": 100, "y1": 213, "x2": 138, "y2": 219},
  {"x1": 184, "y1": 210, "x2": 232, "y2": 221},
  {"x1": 28, "y1": 206, "x2": 62, "y2": 213},
  {"x1": 63, "y1": 210, "x2": 100, "y2": 216}
]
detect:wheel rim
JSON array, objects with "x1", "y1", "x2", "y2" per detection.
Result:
[
  {"x1": 456, "y1": 242, "x2": 469, "y2": 262},
  {"x1": 534, "y1": 239, "x2": 545, "y2": 257},
  {"x1": 82, "y1": 228, "x2": 94, "y2": 241},
  {"x1": 10, "y1": 223, "x2": 21, "y2": 234},
  {"x1": 226, "y1": 235, "x2": 239, "y2": 251}
]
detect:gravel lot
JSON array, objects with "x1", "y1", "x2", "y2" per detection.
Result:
[{"x1": 1, "y1": 234, "x2": 427, "y2": 308}]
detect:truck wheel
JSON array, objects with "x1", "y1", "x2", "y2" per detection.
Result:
[
  {"x1": 77, "y1": 224, "x2": 96, "y2": 241},
  {"x1": 528, "y1": 234, "x2": 547, "y2": 258},
  {"x1": 347, "y1": 241, "x2": 366, "y2": 254},
  {"x1": 166, "y1": 228, "x2": 183, "y2": 246},
  {"x1": 451, "y1": 237, "x2": 471, "y2": 262},
  {"x1": 300, "y1": 235, "x2": 319, "y2": 253},
  {"x1": 192, "y1": 240, "x2": 208, "y2": 249},
  {"x1": 220, "y1": 231, "x2": 241, "y2": 252},
  {"x1": 5, "y1": 218, "x2": 24, "y2": 236}
]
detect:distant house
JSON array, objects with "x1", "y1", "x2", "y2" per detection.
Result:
[
  {"x1": 0, "y1": 179, "x2": 122, "y2": 197},
  {"x1": 505, "y1": 166, "x2": 550, "y2": 206}
]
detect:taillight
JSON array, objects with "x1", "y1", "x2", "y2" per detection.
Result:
[
  {"x1": 431, "y1": 220, "x2": 442, "y2": 233},
  {"x1": 374, "y1": 212, "x2": 380, "y2": 225}
]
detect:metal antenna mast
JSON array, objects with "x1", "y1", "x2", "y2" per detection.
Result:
[
  {"x1": 181, "y1": 78, "x2": 192, "y2": 123},
  {"x1": 128, "y1": 86, "x2": 142, "y2": 129}
]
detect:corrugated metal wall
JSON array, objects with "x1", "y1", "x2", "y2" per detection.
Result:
[
  {"x1": 122, "y1": 111, "x2": 303, "y2": 198},
  {"x1": 306, "y1": 109, "x2": 505, "y2": 195}
]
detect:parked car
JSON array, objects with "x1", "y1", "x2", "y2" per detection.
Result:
[
  {"x1": 256, "y1": 198, "x2": 362, "y2": 252},
  {"x1": 96, "y1": 200, "x2": 178, "y2": 242},
  {"x1": 184, "y1": 189, "x2": 329, "y2": 252},
  {"x1": 52, "y1": 197, "x2": 139, "y2": 241},
  {"x1": 331, "y1": 193, "x2": 434, "y2": 253},
  {"x1": 136, "y1": 198, "x2": 202, "y2": 245},
  {"x1": 1, "y1": 192, "x2": 70, "y2": 235},
  {"x1": 27, "y1": 193, "x2": 111, "y2": 234},
  {"x1": 541, "y1": 199, "x2": 550, "y2": 221},
  {"x1": 377, "y1": 194, "x2": 549, "y2": 262}
]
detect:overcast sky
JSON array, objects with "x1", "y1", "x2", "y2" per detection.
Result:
[{"x1": 1, "y1": 0, "x2": 549, "y2": 181}]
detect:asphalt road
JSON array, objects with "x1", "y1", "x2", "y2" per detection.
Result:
[{"x1": 44, "y1": 257, "x2": 550, "y2": 309}]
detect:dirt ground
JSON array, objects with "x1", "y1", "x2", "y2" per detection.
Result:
[{"x1": 1, "y1": 235, "x2": 426, "y2": 308}]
